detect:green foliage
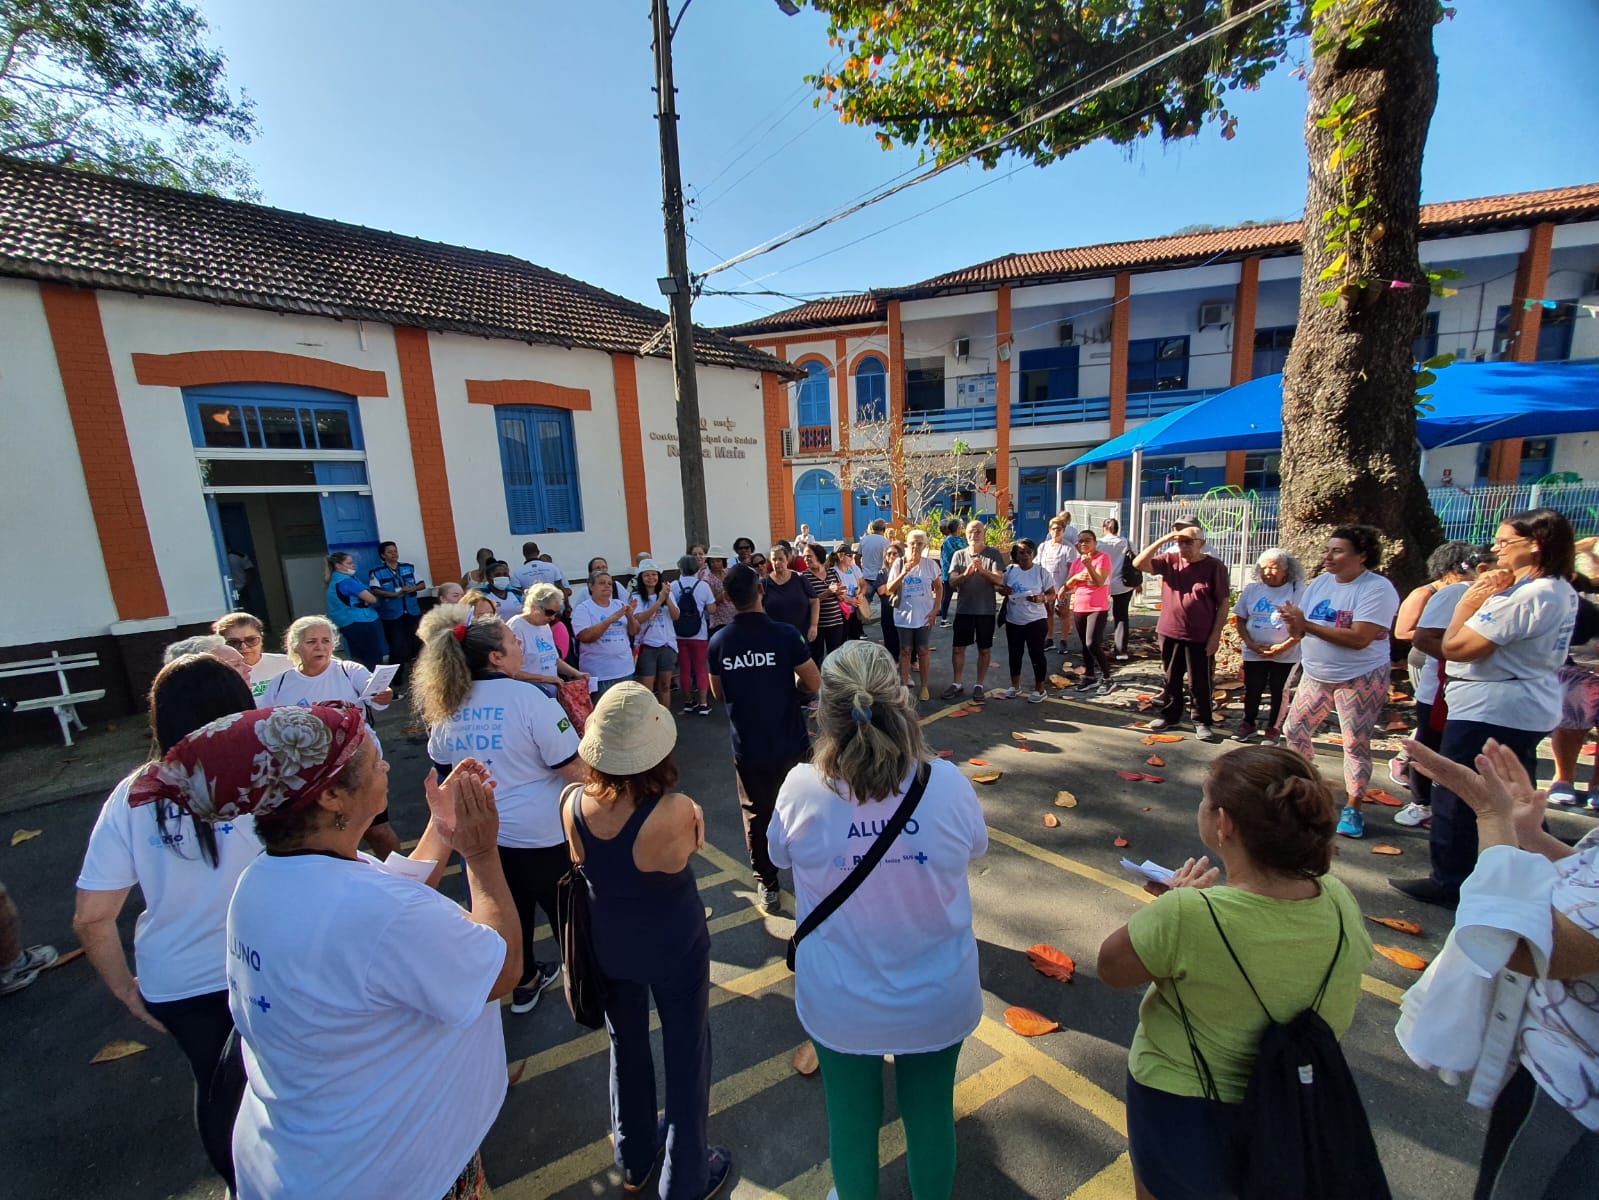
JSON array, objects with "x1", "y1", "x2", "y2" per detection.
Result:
[
  {"x1": 801, "y1": 1, "x2": 1303, "y2": 168},
  {"x1": 0, "y1": 0, "x2": 256, "y2": 197}
]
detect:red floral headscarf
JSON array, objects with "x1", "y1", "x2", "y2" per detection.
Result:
[{"x1": 129, "y1": 703, "x2": 369, "y2": 822}]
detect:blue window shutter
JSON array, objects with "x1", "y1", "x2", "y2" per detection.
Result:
[
  {"x1": 798, "y1": 362, "x2": 831, "y2": 427},
  {"x1": 497, "y1": 413, "x2": 544, "y2": 534},
  {"x1": 531, "y1": 409, "x2": 583, "y2": 532},
  {"x1": 854, "y1": 356, "x2": 886, "y2": 420}
]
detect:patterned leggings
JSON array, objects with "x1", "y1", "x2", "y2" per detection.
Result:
[{"x1": 1282, "y1": 664, "x2": 1390, "y2": 804}]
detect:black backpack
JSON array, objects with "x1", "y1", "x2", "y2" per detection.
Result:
[
  {"x1": 1169, "y1": 893, "x2": 1391, "y2": 1200},
  {"x1": 672, "y1": 580, "x2": 703, "y2": 638}
]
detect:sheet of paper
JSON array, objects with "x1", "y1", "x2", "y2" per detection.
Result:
[
  {"x1": 359, "y1": 663, "x2": 399, "y2": 701},
  {"x1": 1120, "y1": 858, "x2": 1175, "y2": 885}
]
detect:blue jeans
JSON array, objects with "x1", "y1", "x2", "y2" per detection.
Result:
[{"x1": 1428, "y1": 719, "x2": 1544, "y2": 896}]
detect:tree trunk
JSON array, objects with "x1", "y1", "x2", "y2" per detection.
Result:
[{"x1": 1278, "y1": 0, "x2": 1444, "y2": 592}]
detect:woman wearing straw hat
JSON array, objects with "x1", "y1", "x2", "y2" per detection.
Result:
[{"x1": 563, "y1": 683, "x2": 729, "y2": 1199}]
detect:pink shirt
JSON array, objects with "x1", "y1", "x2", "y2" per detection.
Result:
[{"x1": 1068, "y1": 552, "x2": 1112, "y2": 613}]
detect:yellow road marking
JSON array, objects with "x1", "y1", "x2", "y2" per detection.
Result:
[
  {"x1": 1066, "y1": 1151, "x2": 1135, "y2": 1200},
  {"x1": 505, "y1": 959, "x2": 793, "y2": 1086},
  {"x1": 972, "y1": 1018, "x2": 1127, "y2": 1136},
  {"x1": 920, "y1": 699, "x2": 971, "y2": 726},
  {"x1": 986, "y1": 826, "x2": 1155, "y2": 905},
  {"x1": 493, "y1": 1043, "x2": 808, "y2": 1200},
  {"x1": 757, "y1": 1057, "x2": 1032, "y2": 1199}
]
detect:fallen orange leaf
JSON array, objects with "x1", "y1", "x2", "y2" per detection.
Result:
[
  {"x1": 1115, "y1": 769, "x2": 1144, "y2": 781},
  {"x1": 1325, "y1": 734, "x2": 1345, "y2": 745},
  {"x1": 1018, "y1": 744, "x2": 1032, "y2": 752},
  {"x1": 792, "y1": 1042, "x2": 820, "y2": 1075},
  {"x1": 969, "y1": 758, "x2": 989, "y2": 767},
  {"x1": 1374, "y1": 944, "x2": 1429, "y2": 971},
  {"x1": 1043, "y1": 813, "x2": 1060, "y2": 828},
  {"x1": 1385, "y1": 719, "x2": 1411, "y2": 732},
  {"x1": 1367, "y1": 789, "x2": 1402, "y2": 807},
  {"x1": 1367, "y1": 916, "x2": 1423, "y2": 937},
  {"x1": 1371, "y1": 844, "x2": 1404, "y2": 856},
  {"x1": 1049, "y1": 675, "x2": 1071, "y2": 689},
  {"x1": 1146, "y1": 755, "x2": 1165, "y2": 768},
  {"x1": 935, "y1": 749, "x2": 953, "y2": 758},
  {"x1": 1054, "y1": 791, "x2": 1077, "y2": 808},
  {"x1": 1140, "y1": 774, "x2": 1165, "y2": 784},
  {"x1": 90, "y1": 1040, "x2": 148, "y2": 1064},
  {"x1": 1142, "y1": 733, "x2": 1184, "y2": 744},
  {"x1": 1026, "y1": 944, "x2": 1077, "y2": 983},
  {"x1": 1003, "y1": 1006, "x2": 1060, "y2": 1037},
  {"x1": 972, "y1": 771, "x2": 1002, "y2": 784},
  {"x1": 47, "y1": 947, "x2": 84, "y2": 970},
  {"x1": 1388, "y1": 690, "x2": 1410, "y2": 704},
  {"x1": 948, "y1": 711, "x2": 970, "y2": 719},
  {"x1": 1011, "y1": 732, "x2": 1030, "y2": 741},
  {"x1": 1114, "y1": 836, "x2": 1130, "y2": 848}
]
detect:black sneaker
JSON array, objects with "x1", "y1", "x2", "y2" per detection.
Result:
[
  {"x1": 680, "y1": 703, "x2": 697, "y2": 716},
  {"x1": 696, "y1": 703, "x2": 713, "y2": 716},
  {"x1": 622, "y1": 1116, "x2": 669, "y2": 1193},
  {"x1": 1073, "y1": 677, "x2": 1098, "y2": 693},
  {"x1": 703, "y1": 1147, "x2": 734, "y2": 1199},
  {"x1": 510, "y1": 962, "x2": 562, "y2": 1013}
]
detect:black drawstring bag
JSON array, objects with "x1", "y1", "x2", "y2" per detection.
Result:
[{"x1": 557, "y1": 786, "x2": 607, "y2": 1029}]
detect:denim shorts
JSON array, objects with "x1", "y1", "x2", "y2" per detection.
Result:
[
  {"x1": 897, "y1": 624, "x2": 932, "y2": 651},
  {"x1": 636, "y1": 643, "x2": 678, "y2": 677}
]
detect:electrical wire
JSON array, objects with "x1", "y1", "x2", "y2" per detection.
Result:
[{"x1": 696, "y1": 0, "x2": 1286, "y2": 281}]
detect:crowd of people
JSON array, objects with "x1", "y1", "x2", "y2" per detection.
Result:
[{"x1": 0, "y1": 504, "x2": 1589, "y2": 1199}]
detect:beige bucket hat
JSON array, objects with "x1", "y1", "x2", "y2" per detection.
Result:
[{"x1": 578, "y1": 682, "x2": 678, "y2": 776}]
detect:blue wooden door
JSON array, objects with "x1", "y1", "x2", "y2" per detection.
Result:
[
  {"x1": 854, "y1": 485, "x2": 890, "y2": 534},
  {"x1": 794, "y1": 469, "x2": 844, "y2": 543},
  {"x1": 315, "y1": 462, "x2": 382, "y2": 579},
  {"x1": 1016, "y1": 469, "x2": 1053, "y2": 543}
]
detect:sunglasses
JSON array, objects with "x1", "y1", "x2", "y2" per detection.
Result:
[
  {"x1": 543, "y1": 608, "x2": 562, "y2": 617},
  {"x1": 224, "y1": 635, "x2": 262, "y2": 649}
]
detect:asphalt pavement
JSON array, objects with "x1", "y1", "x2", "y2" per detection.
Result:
[{"x1": 3, "y1": 620, "x2": 1594, "y2": 1200}]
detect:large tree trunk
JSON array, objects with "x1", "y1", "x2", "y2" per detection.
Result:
[{"x1": 1279, "y1": 0, "x2": 1444, "y2": 592}]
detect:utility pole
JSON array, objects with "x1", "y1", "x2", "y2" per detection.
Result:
[{"x1": 650, "y1": 0, "x2": 709, "y2": 550}]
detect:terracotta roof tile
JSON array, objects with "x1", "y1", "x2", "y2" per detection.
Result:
[
  {"x1": 724, "y1": 182, "x2": 1599, "y2": 335},
  {"x1": 718, "y1": 292, "x2": 886, "y2": 337},
  {"x1": 0, "y1": 155, "x2": 793, "y2": 377}
]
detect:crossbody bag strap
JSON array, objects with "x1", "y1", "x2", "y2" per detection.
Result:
[
  {"x1": 561, "y1": 783, "x2": 586, "y2": 866},
  {"x1": 1198, "y1": 891, "x2": 1274, "y2": 1022},
  {"x1": 789, "y1": 761, "x2": 931, "y2": 965}
]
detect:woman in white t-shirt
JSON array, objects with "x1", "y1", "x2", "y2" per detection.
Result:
[
  {"x1": 73, "y1": 654, "x2": 261, "y2": 1190},
  {"x1": 415, "y1": 609, "x2": 586, "y2": 1016},
  {"x1": 1280, "y1": 526, "x2": 1402, "y2": 842},
  {"x1": 255, "y1": 614, "x2": 401, "y2": 859},
  {"x1": 213, "y1": 611, "x2": 295, "y2": 701},
  {"x1": 571, "y1": 571, "x2": 639, "y2": 697},
  {"x1": 830, "y1": 544, "x2": 866, "y2": 641},
  {"x1": 127, "y1": 703, "x2": 520, "y2": 1200},
  {"x1": 769, "y1": 640, "x2": 986, "y2": 1200},
  {"x1": 507, "y1": 583, "x2": 589, "y2": 698},
  {"x1": 1231, "y1": 548, "x2": 1305, "y2": 745},
  {"x1": 1395, "y1": 509, "x2": 1580, "y2": 908},
  {"x1": 629, "y1": 562, "x2": 680, "y2": 709},
  {"x1": 1000, "y1": 538, "x2": 1054, "y2": 703},
  {"x1": 883, "y1": 528, "x2": 942, "y2": 701},
  {"x1": 1099, "y1": 518, "x2": 1135, "y2": 662}
]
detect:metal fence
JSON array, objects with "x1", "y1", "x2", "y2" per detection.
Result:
[{"x1": 1136, "y1": 483, "x2": 1599, "y2": 594}]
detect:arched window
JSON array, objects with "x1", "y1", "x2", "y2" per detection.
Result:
[
  {"x1": 796, "y1": 361, "x2": 831, "y2": 429},
  {"x1": 854, "y1": 355, "x2": 887, "y2": 422}
]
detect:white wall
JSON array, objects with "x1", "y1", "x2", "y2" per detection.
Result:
[{"x1": 0, "y1": 279, "x2": 119, "y2": 645}]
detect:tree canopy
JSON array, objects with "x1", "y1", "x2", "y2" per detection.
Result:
[
  {"x1": 1, "y1": 0, "x2": 257, "y2": 197},
  {"x1": 805, "y1": 0, "x2": 1304, "y2": 166}
]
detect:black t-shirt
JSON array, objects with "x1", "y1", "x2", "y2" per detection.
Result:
[
  {"x1": 708, "y1": 613, "x2": 811, "y2": 763},
  {"x1": 762, "y1": 571, "x2": 820, "y2": 638}
]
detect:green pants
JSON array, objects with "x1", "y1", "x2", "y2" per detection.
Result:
[{"x1": 812, "y1": 1038, "x2": 963, "y2": 1200}]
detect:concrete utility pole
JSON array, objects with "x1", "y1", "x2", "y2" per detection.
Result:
[{"x1": 650, "y1": 0, "x2": 709, "y2": 550}]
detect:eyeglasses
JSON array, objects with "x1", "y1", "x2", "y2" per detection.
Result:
[
  {"x1": 1490, "y1": 536, "x2": 1531, "y2": 551},
  {"x1": 223, "y1": 635, "x2": 262, "y2": 649},
  {"x1": 543, "y1": 609, "x2": 562, "y2": 618},
  {"x1": 1175, "y1": 537, "x2": 1197, "y2": 546}
]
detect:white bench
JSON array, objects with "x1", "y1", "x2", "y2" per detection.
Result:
[{"x1": 0, "y1": 651, "x2": 107, "y2": 746}]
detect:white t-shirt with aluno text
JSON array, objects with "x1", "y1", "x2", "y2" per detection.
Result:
[{"x1": 1445, "y1": 574, "x2": 1578, "y2": 730}]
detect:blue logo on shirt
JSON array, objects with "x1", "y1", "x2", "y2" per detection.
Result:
[
  {"x1": 1308, "y1": 599, "x2": 1338, "y2": 622},
  {"x1": 911, "y1": 851, "x2": 929, "y2": 865},
  {"x1": 250, "y1": 994, "x2": 271, "y2": 1013},
  {"x1": 1253, "y1": 597, "x2": 1274, "y2": 613}
]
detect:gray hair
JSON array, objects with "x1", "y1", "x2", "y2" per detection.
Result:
[
  {"x1": 164, "y1": 634, "x2": 225, "y2": 663},
  {"x1": 811, "y1": 641, "x2": 929, "y2": 804},
  {"x1": 284, "y1": 615, "x2": 338, "y2": 668},
  {"x1": 1253, "y1": 548, "x2": 1306, "y2": 585},
  {"x1": 524, "y1": 583, "x2": 564, "y2": 615}
]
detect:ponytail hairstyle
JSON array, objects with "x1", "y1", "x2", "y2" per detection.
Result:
[
  {"x1": 811, "y1": 640, "x2": 929, "y2": 803},
  {"x1": 1204, "y1": 746, "x2": 1339, "y2": 879},
  {"x1": 323, "y1": 552, "x2": 352, "y2": 584},
  {"x1": 146, "y1": 654, "x2": 255, "y2": 868},
  {"x1": 410, "y1": 603, "x2": 509, "y2": 726}
]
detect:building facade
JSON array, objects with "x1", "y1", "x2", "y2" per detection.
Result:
[
  {"x1": 722, "y1": 184, "x2": 1599, "y2": 546},
  {"x1": 0, "y1": 157, "x2": 793, "y2": 732}
]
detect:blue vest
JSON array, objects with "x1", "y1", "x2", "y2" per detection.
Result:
[
  {"x1": 326, "y1": 574, "x2": 378, "y2": 626},
  {"x1": 368, "y1": 563, "x2": 420, "y2": 619}
]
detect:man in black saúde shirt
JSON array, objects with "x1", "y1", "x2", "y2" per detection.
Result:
[{"x1": 708, "y1": 564, "x2": 821, "y2": 916}]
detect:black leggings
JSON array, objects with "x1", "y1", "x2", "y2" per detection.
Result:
[
  {"x1": 1006, "y1": 618, "x2": 1048, "y2": 687},
  {"x1": 1242, "y1": 659, "x2": 1294, "y2": 728},
  {"x1": 144, "y1": 989, "x2": 243, "y2": 1190},
  {"x1": 1074, "y1": 610, "x2": 1111, "y2": 680},
  {"x1": 499, "y1": 842, "x2": 571, "y2": 982},
  {"x1": 1110, "y1": 590, "x2": 1132, "y2": 656},
  {"x1": 810, "y1": 622, "x2": 845, "y2": 666}
]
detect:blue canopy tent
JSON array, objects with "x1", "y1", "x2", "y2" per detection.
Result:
[{"x1": 1059, "y1": 361, "x2": 1599, "y2": 530}]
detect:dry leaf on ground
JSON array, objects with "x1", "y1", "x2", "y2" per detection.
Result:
[
  {"x1": 1054, "y1": 791, "x2": 1078, "y2": 808},
  {"x1": 972, "y1": 771, "x2": 1002, "y2": 784},
  {"x1": 1043, "y1": 813, "x2": 1060, "y2": 828},
  {"x1": 1146, "y1": 755, "x2": 1165, "y2": 768},
  {"x1": 1026, "y1": 944, "x2": 1077, "y2": 983},
  {"x1": 1371, "y1": 844, "x2": 1404, "y2": 856},
  {"x1": 47, "y1": 947, "x2": 84, "y2": 970},
  {"x1": 1142, "y1": 733, "x2": 1185, "y2": 744},
  {"x1": 1049, "y1": 675, "x2": 1071, "y2": 689},
  {"x1": 10, "y1": 829, "x2": 42, "y2": 847},
  {"x1": 969, "y1": 758, "x2": 989, "y2": 767},
  {"x1": 935, "y1": 750, "x2": 953, "y2": 758},
  {"x1": 1003, "y1": 1006, "x2": 1060, "y2": 1037},
  {"x1": 1385, "y1": 719, "x2": 1411, "y2": 732},
  {"x1": 1367, "y1": 916, "x2": 1423, "y2": 936},
  {"x1": 1114, "y1": 836, "x2": 1130, "y2": 848},
  {"x1": 90, "y1": 1040, "x2": 148, "y2": 1064},
  {"x1": 1115, "y1": 770, "x2": 1144, "y2": 781},
  {"x1": 792, "y1": 1043, "x2": 819, "y2": 1076},
  {"x1": 1367, "y1": 789, "x2": 1403, "y2": 807},
  {"x1": 948, "y1": 711, "x2": 970, "y2": 719},
  {"x1": 1388, "y1": 690, "x2": 1410, "y2": 704},
  {"x1": 1011, "y1": 732, "x2": 1030, "y2": 742},
  {"x1": 1140, "y1": 774, "x2": 1165, "y2": 784},
  {"x1": 1374, "y1": 945, "x2": 1429, "y2": 971}
]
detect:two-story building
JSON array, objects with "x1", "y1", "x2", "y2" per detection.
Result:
[{"x1": 722, "y1": 183, "x2": 1599, "y2": 545}]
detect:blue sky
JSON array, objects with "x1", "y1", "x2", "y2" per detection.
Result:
[{"x1": 206, "y1": 1, "x2": 1599, "y2": 328}]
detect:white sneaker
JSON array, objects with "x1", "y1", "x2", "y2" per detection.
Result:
[
  {"x1": 1194, "y1": 723, "x2": 1214, "y2": 740},
  {"x1": 1028, "y1": 690, "x2": 1046, "y2": 703},
  {"x1": 1548, "y1": 783, "x2": 1581, "y2": 808},
  {"x1": 1000, "y1": 686, "x2": 1019, "y2": 699},
  {"x1": 1394, "y1": 802, "x2": 1432, "y2": 827}
]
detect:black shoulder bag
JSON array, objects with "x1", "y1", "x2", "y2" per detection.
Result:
[
  {"x1": 786, "y1": 761, "x2": 930, "y2": 972},
  {"x1": 557, "y1": 784, "x2": 608, "y2": 1029}
]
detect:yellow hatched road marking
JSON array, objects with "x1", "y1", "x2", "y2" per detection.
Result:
[
  {"x1": 972, "y1": 1018, "x2": 1127, "y2": 1136},
  {"x1": 752, "y1": 1056, "x2": 1032, "y2": 1200},
  {"x1": 1066, "y1": 1151, "x2": 1135, "y2": 1199},
  {"x1": 493, "y1": 1043, "x2": 808, "y2": 1200}
]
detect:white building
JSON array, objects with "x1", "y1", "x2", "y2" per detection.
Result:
[
  {"x1": 0, "y1": 156, "x2": 793, "y2": 729},
  {"x1": 722, "y1": 182, "x2": 1599, "y2": 545}
]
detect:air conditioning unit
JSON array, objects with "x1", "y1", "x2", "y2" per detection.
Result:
[
  {"x1": 954, "y1": 337, "x2": 971, "y2": 361},
  {"x1": 1059, "y1": 322, "x2": 1074, "y2": 345},
  {"x1": 780, "y1": 428, "x2": 798, "y2": 458},
  {"x1": 1198, "y1": 300, "x2": 1233, "y2": 330}
]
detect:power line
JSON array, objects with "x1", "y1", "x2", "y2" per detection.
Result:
[{"x1": 696, "y1": 0, "x2": 1286, "y2": 281}]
